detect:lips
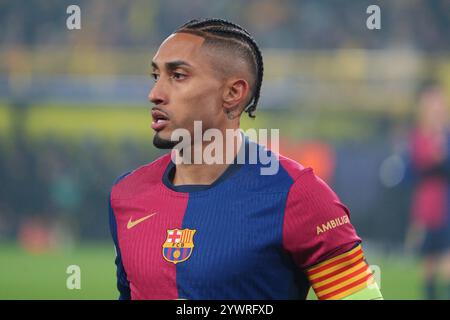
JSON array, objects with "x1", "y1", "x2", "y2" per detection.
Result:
[{"x1": 151, "y1": 109, "x2": 170, "y2": 131}]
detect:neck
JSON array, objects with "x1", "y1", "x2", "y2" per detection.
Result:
[{"x1": 172, "y1": 129, "x2": 243, "y2": 186}]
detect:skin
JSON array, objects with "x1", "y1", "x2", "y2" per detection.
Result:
[
  {"x1": 148, "y1": 32, "x2": 253, "y2": 186},
  {"x1": 417, "y1": 87, "x2": 448, "y2": 161}
]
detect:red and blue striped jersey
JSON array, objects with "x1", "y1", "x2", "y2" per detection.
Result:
[{"x1": 108, "y1": 135, "x2": 362, "y2": 299}]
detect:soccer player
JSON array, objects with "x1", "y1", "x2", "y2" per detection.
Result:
[
  {"x1": 108, "y1": 18, "x2": 383, "y2": 300},
  {"x1": 405, "y1": 81, "x2": 450, "y2": 299}
]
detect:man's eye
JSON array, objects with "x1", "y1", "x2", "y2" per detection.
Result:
[
  {"x1": 151, "y1": 73, "x2": 159, "y2": 81},
  {"x1": 172, "y1": 72, "x2": 187, "y2": 80}
]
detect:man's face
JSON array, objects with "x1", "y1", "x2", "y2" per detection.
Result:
[
  {"x1": 419, "y1": 87, "x2": 447, "y2": 129},
  {"x1": 149, "y1": 32, "x2": 225, "y2": 148}
]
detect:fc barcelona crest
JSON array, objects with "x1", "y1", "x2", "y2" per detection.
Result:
[{"x1": 162, "y1": 228, "x2": 196, "y2": 264}]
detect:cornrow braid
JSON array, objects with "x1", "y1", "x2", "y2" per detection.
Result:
[
  {"x1": 175, "y1": 18, "x2": 263, "y2": 118},
  {"x1": 178, "y1": 18, "x2": 252, "y2": 37}
]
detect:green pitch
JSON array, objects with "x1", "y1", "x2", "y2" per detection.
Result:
[
  {"x1": 0, "y1": 243, "x2": 422, "y2": 299},
  {"x1": 0, "y1": 243, "x2": 117, "y2": 300}
]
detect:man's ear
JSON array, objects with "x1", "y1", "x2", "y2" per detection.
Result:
[{"x1": 222, "y1": 79, "x2": 250, "y2": 115}]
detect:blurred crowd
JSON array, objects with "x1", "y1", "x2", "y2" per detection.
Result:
[
  {"x1": 0, "y1": 115, "x2": 162, "y2": 247},
  {"x1": 0, "y1": 0, "x2": 449, "y2": 51}
]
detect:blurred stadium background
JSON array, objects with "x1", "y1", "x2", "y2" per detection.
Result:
[{"x1": 1, "y1": 0, "x2": 450, "y2": 299}]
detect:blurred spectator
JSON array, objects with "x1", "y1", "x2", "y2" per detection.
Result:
[{"x1": 405, "y1": 81, "x2": 450, "y2": 299}]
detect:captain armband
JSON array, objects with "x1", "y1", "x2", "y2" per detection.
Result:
[{"x1": 306, "y1": 244, "x2": 383, "y2": 300}]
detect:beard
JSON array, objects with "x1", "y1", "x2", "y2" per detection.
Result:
[{"x1": 153, "y1": 132, "x2": 178, "y2": 149}]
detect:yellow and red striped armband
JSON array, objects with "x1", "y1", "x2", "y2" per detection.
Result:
[{"x1": 306, "y1": 244, "x2": 376, "y2": 300}]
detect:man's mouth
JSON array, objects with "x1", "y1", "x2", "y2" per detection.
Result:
[{"x1": 151, "y1": 109, "x2": 170, "y2": 131}]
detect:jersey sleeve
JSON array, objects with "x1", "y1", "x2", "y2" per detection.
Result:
[
  {"x1": 108, "y1": 172, "x2": 132, "y2": 300},
  {"x1": 282, "y1": 168, "x2": 381, "y2": 300}
]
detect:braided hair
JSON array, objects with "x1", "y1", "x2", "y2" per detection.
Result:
[{"x1": 174, "y1": 18, "x2": 263, "y2": 118}]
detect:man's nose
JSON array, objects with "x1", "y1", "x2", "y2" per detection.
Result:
[{"x1": 148, "y1": 80, "x2": 167, "y2": 105}]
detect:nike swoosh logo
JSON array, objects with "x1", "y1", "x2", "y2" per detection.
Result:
[{"x1": 127, "y1": 213, "x2": 157, "y2": 229}]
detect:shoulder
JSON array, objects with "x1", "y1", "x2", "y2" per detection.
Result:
[
  {"x1": 284, "y1": 164, "x2": 343, "y2": 215},
  {"x1": 248, "y1": 139, "x2": 328, "y2": 194},
  {"x1": 255, "y1": 137, "x2": 308, "y2": 180},
  {"x1": 267, "y1": 148, "x2": 312, "y2": 185},
  {"x1": 245, "y1": 141, "x2": 313, "y2": 192},
  {"x1": 272, "y1": 151, "x2": 335, "y2": 200},
  {"x1": 111, "y1": 153, "x2": 172, "y2": 199},
  {"x1": 277, "y1": 153, "x2": 309, "y2": 181}
]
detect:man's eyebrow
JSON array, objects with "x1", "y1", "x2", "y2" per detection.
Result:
[
  {"x1": 151, "y1": 60, "x2": 192, "y2": 71},
  {"x1": 165, "y1": 60, "x2": 192, "y2": 70}
]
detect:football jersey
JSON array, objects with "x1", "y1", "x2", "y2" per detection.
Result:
[{"x1": 108, "y1": 134, "x2": 364, "y2": 299}]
